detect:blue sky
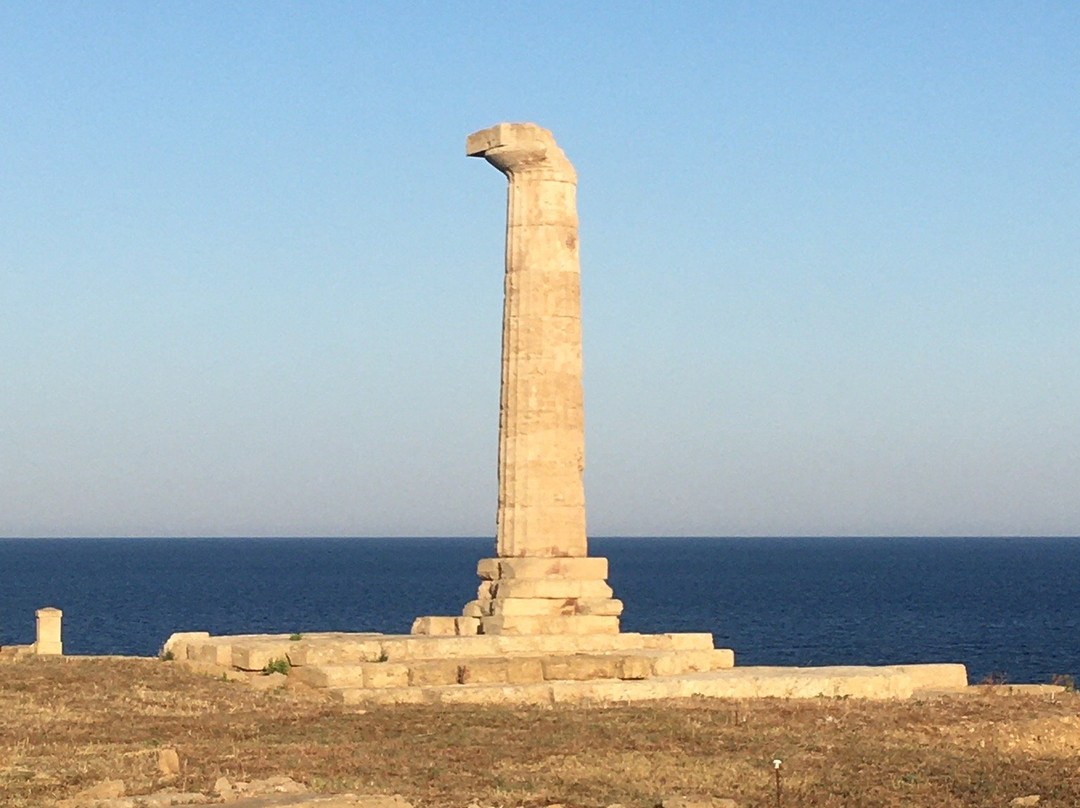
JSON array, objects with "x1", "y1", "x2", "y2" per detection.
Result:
[{"x1": 2, "y1": 2, "x2": 1077, "y2": 538}]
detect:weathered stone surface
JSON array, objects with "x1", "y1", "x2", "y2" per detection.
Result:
[
  {"x1": 362, "y1": 663, "x2": 410, "y2": 689},
  {"x1": 642, "y1": 633, "x2": 716, "y2": 651},
  {"x1": 481, "y1": 556, "x2": 608, "y2": 581},
  {"x1": 457, "y1": 658, "x2": 508, "y2": 685},
  {"x1": 488, "y1": 597, "x2": 578, "y2": 617},
  {"x1": 454, "y1": 616, "x2": 481, "y2": 635},
  {"x1": 161, "y1": 632, "x2": 210, "y2": 661},
  {"x1": 469, "y1": 123, "x2": 586, "y2": 560},
  {"x1": 250, "y1": 672, "x2": 289, "y2": 691},
  {"x1": 617, "y1": 655, "x2": 653, "y2": 680},
  {"x1": 0, "y1": 643, "x2": 35, "y2": 660},
  {"x1": 285, "y1": 638, "x2": 386, "y2": 667},
  {"x1": 35, "y1": 606, "x2": 63, "y2": 655},
  {"x1": 196, "y1": 642, "x2": 232, "y2": 666},
  {"x1": 890, "y1": 663, "x2": 969, "y2": 692},
  {"x1": 481, "y1": 614, "x2": 620, "y2": 635},
  {"x1": 407, "y1": 659, "x2": 460, "y2": 687},
  {"x1": 214, "y1": 776, "x2": 235, "y2": 802},
  {"x1": 72, "y1": 778, "x2": 126, "y2": 802},
  {"x1": 651, "y1": 650, "x2": 724, "y2": 677},
  {"x1": 157, "y1": 748, "x2": 180, "y2": 776},
  {"x1": 409, "y1": 616, "x2": 457, "y2": 636},
  {"x1": 505, "y1": 656, "x2": 546, "y2": 684},
  {"x1": 232, "y1": 642, "x2": 296, "y2": 672},
  {"x1": 712, "y1": 649, "x2": 736, "y2": 669},
  {"x1": 573, "y1": 598, "x2": 624, "y2": 617},
  {"x1": 542, "y1": 654, "x2": 621, "y2": 681},
  {"x1": 490, "y1": 577, "x2": 614, "y2": 599}
]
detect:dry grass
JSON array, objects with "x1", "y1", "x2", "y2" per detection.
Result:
[{"x1": 2, "y1": 657, "x2": 1080, "y2": 807}]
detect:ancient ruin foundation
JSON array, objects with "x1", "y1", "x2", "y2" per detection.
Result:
[{"x1": 160, "y1": 124, "x2": 969, "y2": 705}]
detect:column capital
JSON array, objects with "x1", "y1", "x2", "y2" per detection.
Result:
[{"x1": 466, "y1": 122, "x2": 576, "y2": 182}]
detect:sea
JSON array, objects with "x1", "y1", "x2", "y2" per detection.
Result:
[{"x1": 1, "y1": 536, "x2": 1077, "y2": 685}]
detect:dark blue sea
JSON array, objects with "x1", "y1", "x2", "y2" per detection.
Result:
[{"x1": 1, "y1": 536, "x2": 1077, "y2": 684}]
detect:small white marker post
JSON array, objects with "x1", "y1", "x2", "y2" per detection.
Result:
[
  {"x1": 772, "y1": 759, "x2": 782, "y2": 808},
  {"x1": 35, "y1": 607, "x2": 63, "y2": 656}
]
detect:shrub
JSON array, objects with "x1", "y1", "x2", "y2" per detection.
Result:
[{"x1": 263, "y1": 657, "x2": 290, "y2": 676}]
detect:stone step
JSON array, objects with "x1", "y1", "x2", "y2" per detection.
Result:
[
  {"x1": 483, "y1": 597, "x2": 624, "y2": 617},
  {"x1": 479, "y1": 614, "x2": 620, "y2": 635},
  {"x1": 329, "y1": 663, "x2": 969, "y2": 706},
  {"x1": 164, "y1": 630, "x2": 722, "y2": 671},
  {"x1": 290, "y1": 648, "x2": 735, "y2": 689}
]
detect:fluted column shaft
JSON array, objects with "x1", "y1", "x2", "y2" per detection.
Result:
[{"x1": 468, "y1": 123, "x2": 587, "y2": 558}]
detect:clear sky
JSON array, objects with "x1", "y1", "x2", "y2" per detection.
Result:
[{"x1": 2, "y1": 2, "x2": 1077, "y2": 538}]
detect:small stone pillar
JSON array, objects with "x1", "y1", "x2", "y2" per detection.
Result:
[{"x1": 35, "y1": 607, "x2": 63, "y2": 656}]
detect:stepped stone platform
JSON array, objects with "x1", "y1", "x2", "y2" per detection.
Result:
[{"x1": 162, "y1": 630, "x2": 967, "y2": 705}]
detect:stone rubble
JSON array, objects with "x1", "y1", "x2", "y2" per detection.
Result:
[{"x1": 57, "y1": 775, "x2": 412, "y2": 808}]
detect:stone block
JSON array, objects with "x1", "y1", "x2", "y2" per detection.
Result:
[
  {"x1": 477, "y1": 558, "x2": 500, "y2": 580},
  {"x1": 408, "y1": 659, "x2": 462, "y2": 687},
  {"x1": 888, "y1": 663, "x2": 968, "y2": 692},
  {"x1": 410, "y1": 616, "x2": 458, "y2": 636},
  {"x1": 492, "y1": 578, "x2": 613, "y2": 600},
  {"x1": 678, "y1": 667, "x2": 915, "y2": 700},
  {"x1": 489, "y1": 597, "x2": 577, "y2": 617},
  {"x1": 196, "y1": 642, "x2": 232, "y2": 666},
  {"x1": 640, "y1": 633, "x2": 715, "y2": 651},
  {"x1": 286, "y1": 637, "x2": 386, "y2": 666},
  {"x1": 651, "y1": 650, "x2": 719, "y2": 677},
  {"x1": 291, "y1": 665, "x2": 366, "y2": 689},
  {"x1": 479, "y1": 556, "x2": 608, "y2": 580},
  {"x1": 457, "y1": 658, "x2": 508, "y2": 684},
  {"x1": 157, "y1": 747, "x2": 180, "y2": 776},
  {"x1": 481, "y1": 614, "x2": 619, "y2": 635},
  {"x1": 574, "y1": 598, "x2": 624, "y2": 616},
  {"x1": 433, "y1": 682, "x2": 555, "y2": 706},
  {"x1": 362, "y1": 662, "x2": 410, "y2": 689},
  {"x1": 549, "y1": 678, "x2": 680, "y2": 704},
  {"x1": 455, "y1": 616, "x2": 481, "y2": 635},
  {"x1": 34, "y1": 607, "x2": 62, "y2": 656},
  {"x1": 712, "y1": 648, "x2": 736, "y2": 669},
  {"x1": 505, "y1": 657, "x2": 546, "y2": 684},
  {"x1": 160, "y1": 631, "x2": 210, "y2": 661},
  {"x1": 617, "y1": 655, "x2": 654, "y2": 680},
  {"x1": 542, "y1": 654, "x2": 622, "y2": 681},
  {"x1": 232, "y1": 643, "x2": 293, "y2": 671},
  {"x1": 462, "y1": 600, "x2": 485, "y2": 618},
  {"x1": 394, "y1": 636, "x2": 497, "y2": 660}
]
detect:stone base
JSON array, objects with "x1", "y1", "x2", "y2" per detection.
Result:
[
  {"x1": 161, "y1": 630, "x2": 969, "y2": 705},
  {"x1": 332, "y1": 664, "x2": 969, "y2": 706},
  {"x1": 0, "y1": 644, "x2": 36, "y2": 661},
  {"x1": 416, "y1": 556, "x2": 623, "y2": 636},
  {"x1": 479, "y1": 614, "x2": 620, "y2": 635}
]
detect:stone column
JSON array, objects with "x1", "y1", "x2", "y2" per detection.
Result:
[
  {"x1": 467, "y1": 122, "x2": 588, "y2": 559},
  {"x1": 464, "y1": 123, "x2": 621, "y2": 635},
  {"x1": 35, "y1": 607, "x2": 63, "y2": 656}
]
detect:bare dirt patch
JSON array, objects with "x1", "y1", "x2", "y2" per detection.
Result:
[{"x1": 2, "y1": 657, "x2": 1079, "y2": 808}]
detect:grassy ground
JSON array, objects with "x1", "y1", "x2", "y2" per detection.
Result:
[{"x1": 2, "y1": 657, "x2": 1079, "y2": 808}]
